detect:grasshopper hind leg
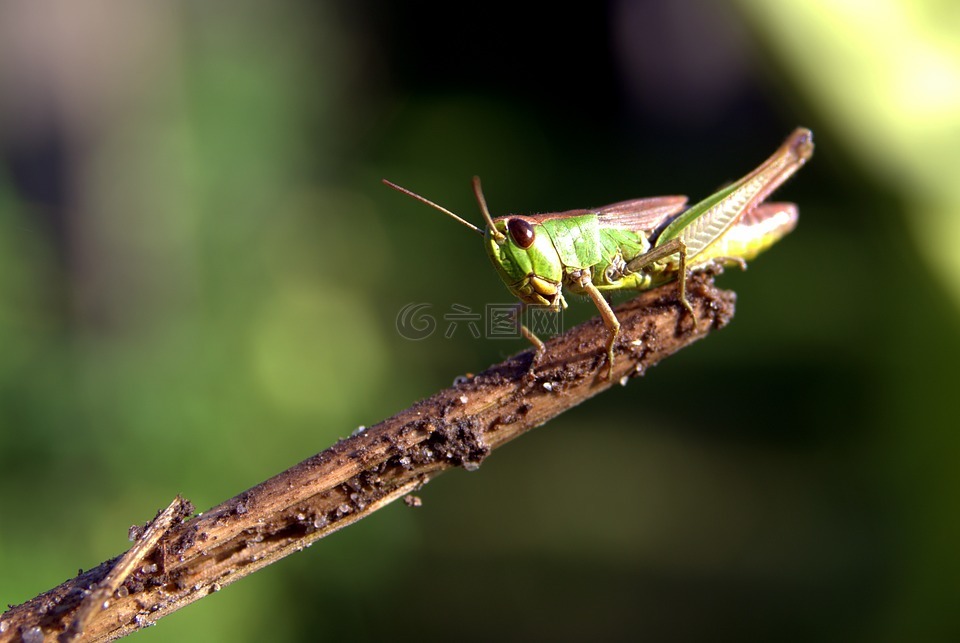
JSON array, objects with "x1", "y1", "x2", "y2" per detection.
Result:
[
  {"x1": 675, "y1": 239, "x2": 697, "y2": 325},
  {"x1": 625, "y1": 237, "x2": 698, "y2": 328}
]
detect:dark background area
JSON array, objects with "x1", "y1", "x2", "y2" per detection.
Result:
[{"x1": 2, "y1": 1, "x2": 959, "y2": 641}]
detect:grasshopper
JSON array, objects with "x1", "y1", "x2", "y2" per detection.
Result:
[{"x1": 385, "y1": 127, "x2": 813, "y2": 377}]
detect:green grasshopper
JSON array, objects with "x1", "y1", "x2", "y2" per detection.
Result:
[{"x1": 385, "y1": 127, "x2": 813, "y2": 377}]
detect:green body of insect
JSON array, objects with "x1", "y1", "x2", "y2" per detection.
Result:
[{"x1": 385, "y1": 127, "x2": 813, "y2": 377}]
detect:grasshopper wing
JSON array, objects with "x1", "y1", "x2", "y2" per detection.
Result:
[
  {"x1": 595, "y1": 195, "x2": 688, "y2": 233},
  {"x1": 517, "y1": 196, "x2": 686, "y2": 232}
]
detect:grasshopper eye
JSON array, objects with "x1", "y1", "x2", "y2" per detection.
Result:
[{"x1": 507, "y1": 218, "x2": 535, "y2": 249}]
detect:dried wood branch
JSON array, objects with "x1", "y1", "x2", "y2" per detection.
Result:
[{"x1": 0, "y1": 274, "x2": 735, "y2": 642}]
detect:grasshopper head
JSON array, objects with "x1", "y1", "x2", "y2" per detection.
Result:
[
  {"x1": 485, "y1": 217, "x2": 565, "y2": 310},
  {"x1": 380, "y1": 177, "x2": 566, "y2": 310}
]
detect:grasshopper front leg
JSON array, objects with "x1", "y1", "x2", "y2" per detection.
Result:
[{"x1": 512, "y1": 302, "x2": 546, "y2": 371}]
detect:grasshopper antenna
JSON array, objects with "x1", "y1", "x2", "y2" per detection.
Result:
[
  {"x1": 382, "y1": 179, "x2": 485, "y2": 237},
  {"x1": 471, "y1": 176, "x2": 505, "y2": 242}
]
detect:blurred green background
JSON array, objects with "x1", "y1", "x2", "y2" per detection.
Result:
[{"x1": 2, "y1": 1, "x2": 959, "y2": 641}]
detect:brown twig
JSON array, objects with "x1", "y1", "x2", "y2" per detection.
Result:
[
  {"x1": 61, "y1": 497, "x2": 192, "y2": 642},
  {"x1": 0, "y1": 274, "x2": 735, "y2": 642}
]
